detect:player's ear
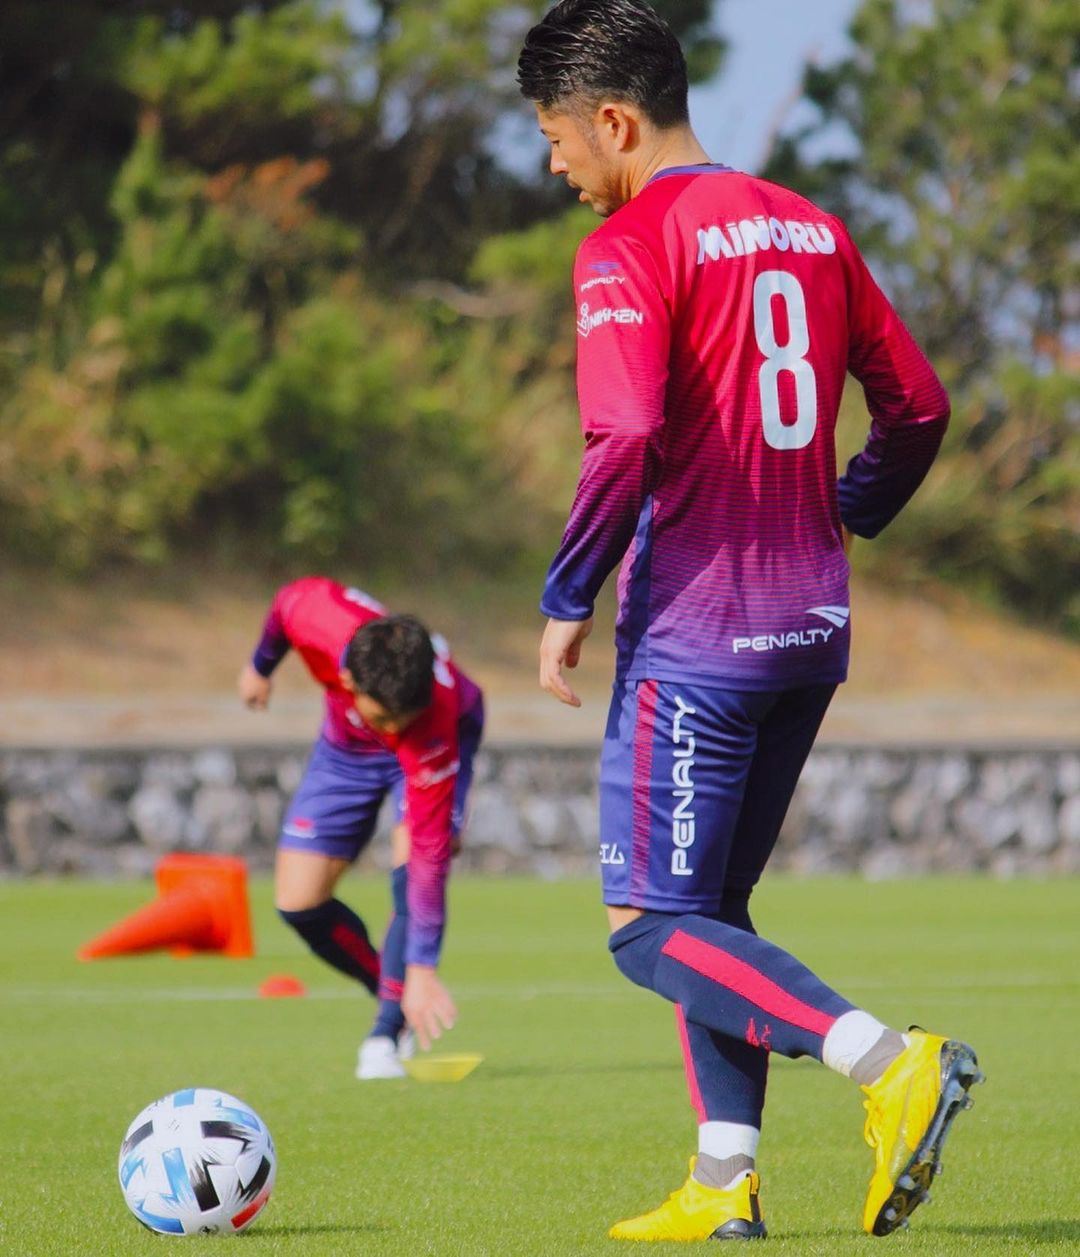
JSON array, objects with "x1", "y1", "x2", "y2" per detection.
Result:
[
  {"x1": 339, "y1": 668, "x2": 358, "y2": 695},
  {"x1": 597, "y1": 101, "x2": 638, "y2": 151}
]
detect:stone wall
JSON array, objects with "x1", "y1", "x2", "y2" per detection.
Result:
[{"x1": 2, "y1": 743, "x2": 1078, "y2": 879}]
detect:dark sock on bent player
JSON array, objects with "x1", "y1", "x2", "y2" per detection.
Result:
[
  {"x1": 278, "y1": 899, "x2": 380, "y2": 995},
  {"x1": 610, "y1": 911, "x2": 856, "y2": 1061},
  {"x1": 369, "y1": 865, "x2": 408, "y2": 1040}
]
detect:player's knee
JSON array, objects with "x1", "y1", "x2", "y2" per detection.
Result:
[
  {"x1": 276, "y1": 897, "x2": 331, "y2": 925},
  {"x1": 390, "y1": 823, "x2": 410, "y2": 864},
  {"x1": 274, "y1": 852, "x2": 344, "y2": 912},
  {"x1": 608, "y1": 913, "x2": 667, "y2": 989}
]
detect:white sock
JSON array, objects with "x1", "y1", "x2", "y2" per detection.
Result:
[
  {"x1": 694, "y1": 1123, "x2": 759, "y2": 1189},
  {"x1": 822, "y1": 1010, "x2": 904, "y2": 1078},
  {"x1": 698, "y1": 1120, "x2": 760, "y2": 1161}
]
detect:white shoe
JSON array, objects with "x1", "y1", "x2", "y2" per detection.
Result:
[
  {"x1": 397, "y1": 1029, "x2": 416, "y2": 1061},
  {"x1": 356, "y1": 1035, "x2": 406, "y2": 1080}
]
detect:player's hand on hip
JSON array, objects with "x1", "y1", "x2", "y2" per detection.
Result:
[
  {"x1": 238, "y1": 664, "x2": 272, "y2": 710},
  {"x1": 403, "y1": 965, "x2": 457, "y2": 1051},
  {"x1": 539, "y1": 616, "x2": 593, "y2": 707}
]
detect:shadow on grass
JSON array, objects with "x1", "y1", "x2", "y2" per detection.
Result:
[
  {"x1": 772, "y1": 1231, "x2": 852, "y2": 1243},
  {"x1": 241, "y1": 1223, "x2": 391, "y2": 1238}
]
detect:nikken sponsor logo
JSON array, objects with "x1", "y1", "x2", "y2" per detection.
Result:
[
  {"x1": 670, "y1": 694, "x2": 696, "y2": 878},
  {"x1": 577, "y1": 302, "x2": 644, "y2": 337},
  {"x1": 696, "y1": 217, "x2": 837, "y2": 265}
]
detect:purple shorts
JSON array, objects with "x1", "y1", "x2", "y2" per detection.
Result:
[
  {"x1": 599, "y1": 679, "x2": 834, "y2": 913},
  {"x1": 280, "y1": 703, "x2": 483, "y2": 862}
]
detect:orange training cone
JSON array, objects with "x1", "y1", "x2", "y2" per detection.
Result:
[
  {"x1": 78, "y1": 853, "x2": 254, "y2": 960},
  {"x1": 258, "y1": 974, "x2": 307, "y2": 998}
]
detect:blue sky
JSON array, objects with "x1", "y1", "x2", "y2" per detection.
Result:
[{"x1": 688, "y1": 0, "x2": 861, "y2": 172}]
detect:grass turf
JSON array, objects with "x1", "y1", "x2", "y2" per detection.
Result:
[{"x1": 2, "y1": 875, "x2": 1077, "y2": 1255}]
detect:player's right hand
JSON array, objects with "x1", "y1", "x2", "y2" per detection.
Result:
[
  {"x1": 539, "y1": 616, "x2": 593, "y2": 707},
  {"x1": 237, "y1": 664, "x2": 272, "y2": 710},
  {"x1": 403, "y1": 965, "x2": 457, "y2": 1051}
]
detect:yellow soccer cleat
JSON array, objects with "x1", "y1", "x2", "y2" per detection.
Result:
[
  {"x1": 862, "y1": 1029, "x2": 984, "y2": 1236},
  {"x1": 609, "y1": 1159, "x2": 765, "y2": 1241}
]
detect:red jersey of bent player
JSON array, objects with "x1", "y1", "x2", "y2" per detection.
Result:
[
  {"x1": 252, "y1": 576, "x2": 483, "y2": 967},
  {"x1": 542, "y1": 166, "x2": 949, "y2": 690}
]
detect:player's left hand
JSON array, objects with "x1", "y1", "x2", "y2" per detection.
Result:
[
  {"x1": 403, "y1": 965, "x2": 457, "y2": 1051},
  {"x1": 238, "y1": 664, "x2": 272, "y2": 710},
  {"x1": 539, "y1": 616, "x2": 594, "y2": 707}
]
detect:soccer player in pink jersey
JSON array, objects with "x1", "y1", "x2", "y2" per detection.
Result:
[
  {"x1": 238, "y1": 578, "x2": 483, "y2": 1078},
  {"x1": 519, "y1": 0, "x2": 981, "y2": 1240}
]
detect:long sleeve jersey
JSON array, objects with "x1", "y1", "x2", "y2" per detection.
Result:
[
  {"x1": 251, "y1": 576, "x2": 482, "y2": 966},
  {"x1": 542, "y1": 166, "x2": 950, "y2": 689}
]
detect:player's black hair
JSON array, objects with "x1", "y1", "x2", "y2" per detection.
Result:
[
  {"x1": 345, "y1": 615, "x2": 435, "y2": 715},
  {"x1": 517, "y1": 0, "x2": 689, "y2": 128}
]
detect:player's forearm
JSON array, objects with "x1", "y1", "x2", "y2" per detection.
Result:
[
  {"x1": 843, "y1": 275, "x2": 951, "y2": 538},
  {"x1": 839, "y1": 412, "x2": 948, "y2": 538},
  {"x1": 250, "y1": 607, "x2": 290, "y2": 676},
  {"x1": 404, "y1": 852, "x2": 450, "y2": 967},
  {"x1": 541, "y1": 429, "x2": 659, "y2": 619}
]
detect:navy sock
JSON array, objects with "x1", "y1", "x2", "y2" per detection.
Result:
[
  {"x1": 278, "y1": 899, "x2": 379, "y2": 996},
  {"x1": 370, "y1": 865, "x2": 408, "y2": 1040},
  {"x1": 677, "y1": 894, "x2": 768, "y2": 1128},
  {"x1": 610, "y1": 911, "x2": 855, "y2": 1061}
]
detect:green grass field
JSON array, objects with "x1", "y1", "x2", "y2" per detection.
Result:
[{"x1": 3, "y1": 875, "x2": 1078, "y2": 1255}]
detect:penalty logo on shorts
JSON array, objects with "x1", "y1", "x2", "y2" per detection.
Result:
[
  {"x1": 283, "y1": 817, "x2": 316, "y2": 840},
  {"x1": 670, "y1": 695, "x2": 697, "y2": 877}
]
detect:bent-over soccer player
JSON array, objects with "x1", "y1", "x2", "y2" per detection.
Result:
[
  {"x1": 519, "y1": 0, "x2": 981, "y2": 1240},
  {"x1": 238, "y1": 577, "x2": 483, "y2": 1078}
]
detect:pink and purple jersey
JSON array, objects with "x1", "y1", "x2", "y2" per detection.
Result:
[
  {"x1": 251, "y1": 577, "x2": 483, "y2": 966},
  {"x1": 542, "y1": 167, "x2": 949, "y2": 688}
]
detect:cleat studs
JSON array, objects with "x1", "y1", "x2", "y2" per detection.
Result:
[
  {"x1": 962, "y1": 1095, "x2": 975, "y2": 1110},
  {"x1": 898, "y1": 1174, "x2": 916, "y2": 1192},
  {"x1": 899, "y1": 1218, "x2": 910, "y2": 1230},
  {"x1": 920, "y1": 1193, "x2": 931, "y2": 1205},
  {"x1": 884, "y1": 1207, "x2": 898, "y2": 1223},
  {"x1": 933, "y1": 1162, "x2": 944, "y2": 1177}
]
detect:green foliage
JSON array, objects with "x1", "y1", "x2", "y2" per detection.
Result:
[
  {"x1": 767, "y1": 0, "x2": 1080, "y2": 635},
  {"x1": 122, "y1": 2, "x2": 355, "y2": 125},
  {"x1": 471, "y1": 208, "x2": 595, "y2": 291},
  {"x1": 0, "y1": 0, "x2": 729, "y2": 579},
  {"x1": 0, "y1": 124, "x2": 519, "y2": 573}
]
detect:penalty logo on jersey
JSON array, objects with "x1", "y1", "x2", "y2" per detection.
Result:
[
  {"x1": 732, "y1": 606, "x2": 849, "y2": 654},
  {"x1": 806, "y1": 605, "x2": 850, "y2": 629}
]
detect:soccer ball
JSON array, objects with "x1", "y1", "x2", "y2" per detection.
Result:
[{"x1": 118, "y1": 1088, "x2": 276, "y2": 1236}]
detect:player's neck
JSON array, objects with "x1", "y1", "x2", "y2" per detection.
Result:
[{"x1": 629, "y1": 126, "x2": 713, "y2": 199}]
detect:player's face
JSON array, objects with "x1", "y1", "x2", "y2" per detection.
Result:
[
  {"x1": 351, "y1": 690, "x2": 421, "y2": 736},
  {"x1": 536, "y1": 105, "x2": 624, "y2": 218}
]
